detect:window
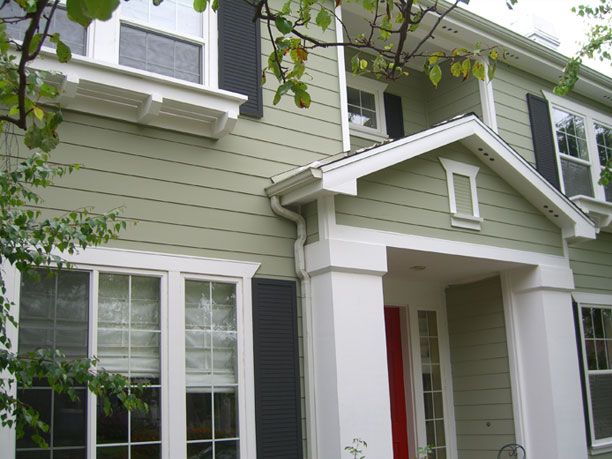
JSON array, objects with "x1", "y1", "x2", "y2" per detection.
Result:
[
  {"x1": 8, "y1": 248, "x2": 258, "y2": 459},
  {"x1": 575, "y1": 295, "x2": 612, "y2": 451},
  {"x1": 439, "y1": 158, "x2": 483, "y2": 231},
  {"x1": 346, "y1": 74, "x2": 387, "y2": 140},
  {"x1": 544, "y1": 91, "x2": 612, "y2": 203},
  {"x1": 2, "y1": 3, "x2": 88, "y2": 56}
]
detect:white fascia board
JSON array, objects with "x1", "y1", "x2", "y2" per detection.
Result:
[
  {"x1": 33, "y1": 52, "x2": 247, "y2": 140},
  {"x1": 460, "y1": 123, "x2": 597, "y2": 241}
]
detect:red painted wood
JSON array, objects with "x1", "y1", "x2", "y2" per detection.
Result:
[{"x1": 385, "y1": 307, "x2": 409, "y2": 459}]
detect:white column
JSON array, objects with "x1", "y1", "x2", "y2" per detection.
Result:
[
  {"x1": 306, "y1": 239, "x2": 393, "y2": 459},
  {"x1": 506, "y1": 265, "x2": 588, "y2": 459}
]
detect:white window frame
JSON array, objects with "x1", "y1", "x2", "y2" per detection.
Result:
[
  {"x1": 0, "y1": 247, "x2": 259, "y2": 459},
  {"x1": 543, "y1": 91, "x2": 612, "y2": 203},
  {"x1": 90, "y1": 2, "x2": 217, "y2": 88},
  {"x1": 346, "y1": 74, "x2": 388, "y2": 141},
  {"x1": 439, "y1": 157, "x2": 483, "y2": 231},
  {"x1": 573, "y1": 292, "x2": 612, "y2": 454}
]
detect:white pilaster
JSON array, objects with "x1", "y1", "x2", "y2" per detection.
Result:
[
  {"x1": 505, "y1": 265, "x2": 588, "y2": 459},
  {"x1": 306, "y1": 239, "x2": 393, "y2": 459}
]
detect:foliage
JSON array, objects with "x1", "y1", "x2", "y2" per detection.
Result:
[
  {"x1": 345, "y1": 437, "x2": 367, "y2": 459},
  {"x1": 553, "y1": 0, "x2": 611, "y2": 184},
  {"x1": 417, "y1": 445, "x2": 433, "y2": 459}
]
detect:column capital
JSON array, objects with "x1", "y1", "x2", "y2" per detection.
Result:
[
  {"x1": 508, "y1": 264, "x2": 575, "y2": 293},
  {"x1": 305, "y1": 239, "x2": 387, "y2": 276}
]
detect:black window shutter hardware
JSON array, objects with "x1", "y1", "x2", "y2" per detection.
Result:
[
  {"x1": 218, "y1": 1, "x2": 263, "y2": 118},
  {"x1": 252, "y1": 278, "x2": 303, "y2": 458}
]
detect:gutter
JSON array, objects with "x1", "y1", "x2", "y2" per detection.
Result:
[{"x1": 269, "y1": 196, "x2": 318, "y2": 459}]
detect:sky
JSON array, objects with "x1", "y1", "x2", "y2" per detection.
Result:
[{"x1": 461, "y1": 0, "x2": 611, "y2": 77}]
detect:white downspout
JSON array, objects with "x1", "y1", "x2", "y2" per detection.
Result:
[{"x1": 270, "y1": 196, "x2": 318, "y2": 459}]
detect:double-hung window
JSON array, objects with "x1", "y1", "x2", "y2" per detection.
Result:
[
  {"x1": 6, "y1": 248, "x2": 257, "y2": 459},
  {"x1": 346, "y1": 74, "x2": 388, "y2": 140},
  {"x1": 544, "y1": 91, "x2": 612, "y2": 202},
  {"x1": 575, "y1": 295, "x2": 612, "y2": 451}
]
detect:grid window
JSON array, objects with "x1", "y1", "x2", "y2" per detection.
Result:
[
  {"x1": 347, "y1": 86, "x2": 378, "y2": 129},
  {"x1": 96, "y1": 273, "x2": 162, "y2": 458},
  {"x1": 2, "y1": 4, "x2": 87, "y2": 56},
  {"x1": 595, "y1": 124, "x2": 612, "y2": 167},
  {"x1": 17, "y1": 270, "x2": 90, "y2": 458},
  {"x1": 185, "y1": 280, "x2": 239, "y2": 458},
  {"x1": 418, "y1": 310, "x2": 446, "y2": 459},
  {"x1": 122, "y1": 0, "x2": 203, "y2": 37},
  {"x1": 553, "y1": 108, "x2": 589, "y2": 161},
  {"x1": 579, "y1": 305, "x2": 612, "y2": 444}
]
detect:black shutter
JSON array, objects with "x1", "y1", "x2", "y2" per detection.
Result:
[
  {"x1": 218, "y1": 0, "x2": 263, "y2": 118},
  {"x1": 384, "y1": 92, "x2": 404, "y2": 139},
  {"x1": 526, "y1": 93, "x2": 561, "y2": 189},
  {"x1": 252, "y1": 278, "x2": 303, "y2": 458}
]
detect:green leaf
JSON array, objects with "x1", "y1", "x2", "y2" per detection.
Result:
[
  {"x1": 273, "y1": 82, "x2": 291, "y2": 105},
  {"x1": 293, "y1": 87, "x2": 311, "y2": 108},
  {"x1": 66, "y1": 0, "x2": 92, "y2": 27},
  {"x1": 450, "y1": 61, "x2": 462, "y2": 77},
  {"x1": 275, "y1": 16, "x2": 293, "y2": 35},
  {"x1": 193, "y1": 0, "x2": 208, "y2": 13},
  {"x1": 315, "y1": 8, "x2": 332, "y2": 32},
  {"x1": 472, "y1": 60, "x2": 486, "y2": 80},
  {"x1": 428, "y1": 64, "x2": 442, "y2": 87},
  {"x1": 83, "y1": 0, "x2": 120, "y2": 21},
  {"x1": 50, "y1": 34, "x2": 72, "y2": 63}
]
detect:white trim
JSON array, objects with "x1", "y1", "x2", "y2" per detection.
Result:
[
  {"x1": 439, "y1": 157, "x2": 483, "y2": 230},
  {"x1": 335, "y1": 10, "x2": 351, "y2": 153},
  {"x1": 574, "y1": 299, "x2": 612, "y2": 451},
  {"x1": 2, "y1": 248, "x2": 259, "y2": 459},
  {"x1": 346, "y1": 74, "x2": 388, "y2": 140},
  {"x1": 570, "y1": 196, "x2": 612, "y2": 232},
  {"x1": 543, "y1": 90, "x2": 612, "y2": 205},
  {"x1": 500, "y1": 272, "x2": 527, "y2": 450},
  {"x1": 268, "y1": 115, "x2": 596, "y2": 242},
  {"x1": 477, "y1": 61, "x2": 498, "y2": 132}
]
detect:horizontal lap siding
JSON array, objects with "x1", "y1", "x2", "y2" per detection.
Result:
[
  {"x1": 427, "y1": 69, "x2": 482, "y2": 126},
  {"x1": 569, "y1": 232, "x2": 612, "y2": 296},
  {"x1": 14, "y1": 7, "x2": 343, "y2": 281},
  {"x1": 446, "y1": 276, "x2": 515, "y2": 458},
  {"x1": 335, "y1": 143, "x2": 564, "y2": 255}
]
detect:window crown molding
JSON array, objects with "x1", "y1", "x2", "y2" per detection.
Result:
[{"x1": 33, "y1": 49, "x2": 247, "y2": 140}]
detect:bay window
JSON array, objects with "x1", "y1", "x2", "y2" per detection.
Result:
[
  {"x1": 544, "y1": 91, "x2": 612, "y2": 203},
  {"x1": 6, "y1": 249, "x2": 258, "y2": 459},
  {"x1": 575, "y1": 294, "x2": 612, "y2": 452}
]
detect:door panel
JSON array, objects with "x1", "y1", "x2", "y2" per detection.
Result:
[{"x1": 385, "y1": 307, "x2": 409, "y2": 459}]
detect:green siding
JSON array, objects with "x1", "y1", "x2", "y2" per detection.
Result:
[
  {"x1": 492, "y1": 63, "x2": 611, "y2": 166},
  {"x1": 569, "y1": 232, "x2": 612, "y2": 295},
  {"x1": 446, "y1": 276, "x2": 515, "y2": 458},
  {"x1": 335, "y1": 143, "x2": 564, "y2": 255}
]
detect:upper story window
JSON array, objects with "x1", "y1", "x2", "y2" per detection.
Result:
[
  {"x1": 545, "y1": 91, "x2": 612, "y2": 203},
  {"x1": 346, "y1": 74, "x2": 388, "y2": 141}
]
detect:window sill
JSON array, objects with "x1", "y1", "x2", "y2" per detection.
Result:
[
  {"x1": 570, "y1": 195, "x2": 612, "y2": 232},
  {"x1": 33, "y1": 52, "x2": 247, "y2": 139},
  {"x1": 349, "y1": 125, "x2": 388, "y2": 143},
  {"x1": 590, "y1": 441, "x2": 612, "y2": 455},
  {"x1": 451, "y1": 213, "x2": 483, "y2": 231}
]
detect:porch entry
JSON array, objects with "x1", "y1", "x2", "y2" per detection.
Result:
[{"x1": 384, "y1": 305, "x2": 449, "y2": 459}]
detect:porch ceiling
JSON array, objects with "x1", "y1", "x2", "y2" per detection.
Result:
[{"x1": 386, "y1": 246, "x2": 522, "y2": 284}]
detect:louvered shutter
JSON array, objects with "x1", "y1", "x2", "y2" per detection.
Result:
[
  {"x1": 384, "y1": 92, "x2": 405, "y2": 139},
  {"x1": 252, "y1": 278, "x2": 303, "y2": 458},
  {"x1": 218, "y1": 1, "x2": 263, "y2": 118},
  {"x1": 526, "y1": 93, "x2": 561, "y2": 189}
]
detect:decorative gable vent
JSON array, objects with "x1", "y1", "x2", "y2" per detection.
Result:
[{"x1": 439, "y1": 157, "x2": 483, "y2": 231}]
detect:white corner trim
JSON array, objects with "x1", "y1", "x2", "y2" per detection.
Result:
[
  {"x1": 335, "y1": 10, "x2": 351, "y2": 153},
  {"x1": 346, "y1": 73, "x2": 388, "y2": 139},
  {"x1": 478, "y1": 61, "x2": 498, "y2": 132},
  {"x1": 34, "y1": 52, "x2": 247, "y2": 139},
  {"x1": 439, "y1": 157, "x2": 483, "y2": 230}
]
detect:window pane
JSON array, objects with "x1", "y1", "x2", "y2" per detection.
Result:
[
  {"x1": 16, "y1": 388, "x2": 52, "y2": 448},
  {"x1": 554, "y1": 109, "x2": 589, "y2": 160},
  {"x1": 2, "y1": 5, "x2": 87, "y2": 55},
  {"x1": 590, "y1": 373, "x2": 612, "y2": 440},
  {"x1": 122, "y1": 0, "x2": 203, "y2": 36},
  {"x1": 595, "y1": 124, "x2": 612, "y2": 166},
  {"x1": 119, "y1": 24, "x2": 202, "y2": 84},
  {"x1": 561, "y1": 158, "x2": 594, "y2": 197},
  {"x1": 186, "y1": 280, "x2": 239, "y2": 454},
  {"x1": 346, "y1": 87, "x2": 378, "y2": 129},
  {"x1": 54, "y1": 389, "x2": 87, "y2": 447},
  {"x1": 97, "y1": 446, "x2": 129, "y2": 459},
  {"x1": 97, "y1": 395, "x2": 129, "y2": 444},
  {"x1": 132, "y1": 443, "x2": 161, "y2": 459},
  {"x1": 347, "y1": 87, "x2": 360, "y2": 106},
  {"x1": 131, "y1": 387, "x2": 161, "y2": 442}
]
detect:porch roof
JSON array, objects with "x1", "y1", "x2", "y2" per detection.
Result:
[{"x1": 266, "y1": 114, "x2": 597, "y2": 242}]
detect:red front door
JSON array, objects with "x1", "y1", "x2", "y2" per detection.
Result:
[{"x1": 385, "y1": 307, "x2": 409, "y2": 459}]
